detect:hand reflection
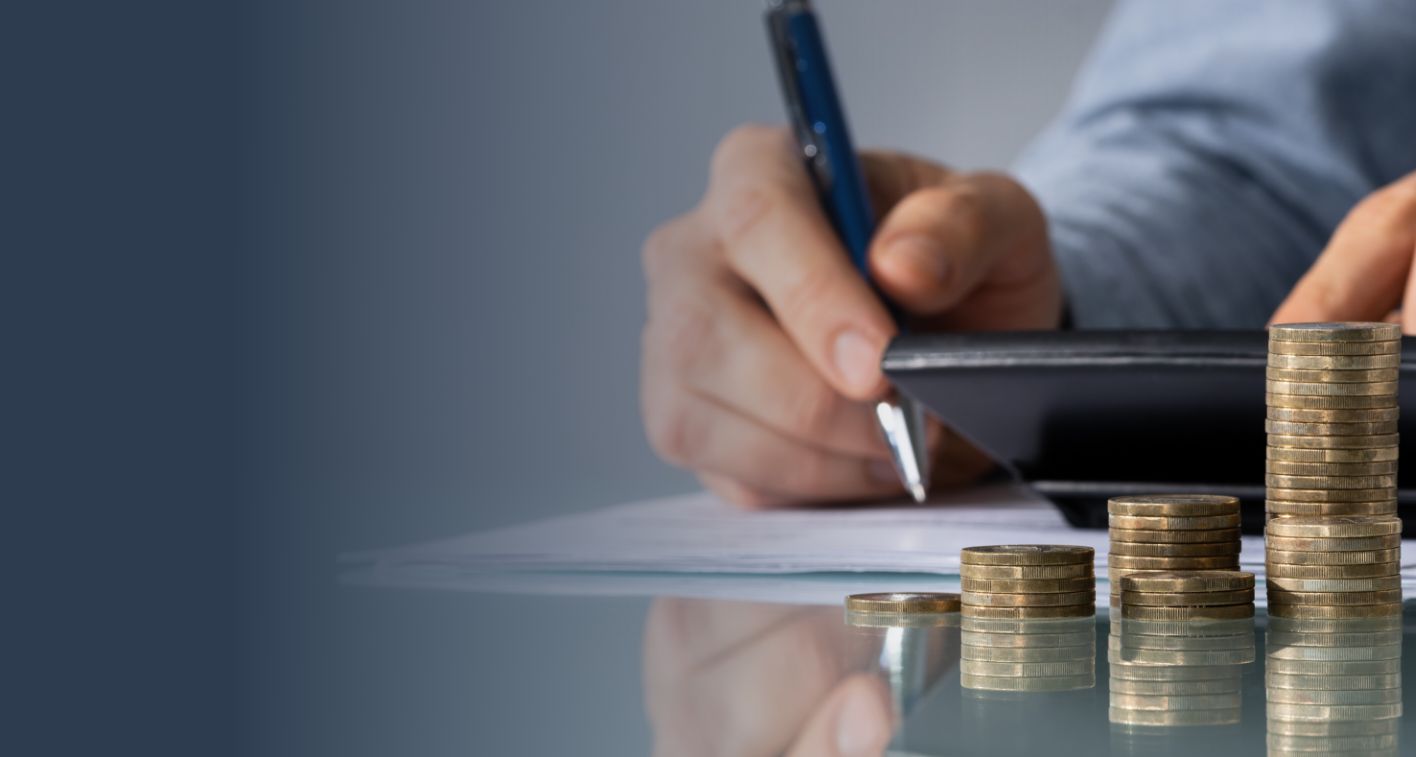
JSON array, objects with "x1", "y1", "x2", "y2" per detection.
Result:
[{"x1": 643, "y1": 598, "x2": 893, "y2": 757}]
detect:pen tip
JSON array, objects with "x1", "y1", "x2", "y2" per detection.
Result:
[{"x1": 908, "y1": 482, "x2": 928, "y2": 504}]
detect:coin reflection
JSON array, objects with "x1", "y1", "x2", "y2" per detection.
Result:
[
  {"x1": 960, "y1": 616, "x2": 1096, "y2": 692},
  {"x1": 1265, "y1": 615, "x2": 1402, "y2": 756},
  {"x1": 1108, "y1": 616, "x2": 1254, "y2": 731}
]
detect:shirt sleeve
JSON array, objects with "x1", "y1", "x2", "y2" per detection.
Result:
[{"x1": 1013, "y1": 0, "x2": 1416, "y2": 328}]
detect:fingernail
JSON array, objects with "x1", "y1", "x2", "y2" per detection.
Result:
[
  {"x1": 869, "y1": 459, "x2": 898, "y2": 485},
  {"x1": 836, "y1": 685, "x2": 889, "y2": 757},
  {"x1": 832, "y1": 329, "x2": 881, "y2": 395},
  {"x1": 886, "y1": 234, "x2": 949, "y2": 285}
]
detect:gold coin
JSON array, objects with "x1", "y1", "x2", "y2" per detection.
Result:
[
  {"x1": 1266, "y1": 445, "x2": 1400, "y2": 463},
  {"x1": 1266, "y1": 366, "x2": 1399, "y2": 383},
  {"x1": 1109, "y1": 661, "x2": 1244, "y2": 681},
  {"x1": 1266, "y1": 656, "x2": 1402, "y2": 675},
  {"x1": 1265, "y1": 672, "x2": 1402, "y2": 690},
  {"x1": 1264, "y1": 560, "x2": 1399, "y2": 579},
  {"x1": 1266, "y1": 392, "x2": 1398, "y2": 409},
  {"x1": 1267, "y1": 588, "x2": 1402, "y2": 606},
  {"x1": 1264, "y1": 534, "x2": 1400, "y2": 552},
  {"x1": 1109, "y1": 678, "x2": 1240, "y2": 696},
  {"x1": 1109, "y1": 555, "x2": 1240, "y2": 570},
  {"x1": 1108, "y1": 527, "x2": 1242, "y2": 544},
  {"x1": 1266, "y1": 501, "x2": 1397, "y2": 517},
  {"x1": 1267, "y1": 353, "x2": 1402, "y2": 370},
  {"x1": 960, "y1": 616, "x2": 1094, "y2": 634},
  {"x1": 961, "y1": 604, "x2": 1095, "y2": 620},
  {"x1": 844, "y1": 592, "x2": 961, "y2": 614},
  {"x1": 1266, "y1": 615, "x2": 1404, "y2": 634},
  {"x1": 1113, "y1": 632, "x2": 1253, "y2": 651},
  {"x1": 1121, "y1": 604, "x2": 1253, "y2": 621},
  {"x1": 1265, "y1": 485, "x2": 1396, "y2": 502},
  {"x1": 1107, "y1": 707, "x2": 1240, "y2": 726},
  {"x1": 1106, "y1": 494, "x2": 1239, "y2": 517},
  {"x1": 961, "y1": 629, "x2": 1094, "y2": 648},
  {"x1": 1268, "y1": 405, "x2": 1401, "y2": 423},
  {"x1": 1265, "y1": 575, "x2": 1402, "y2": 592},
  {"x1": 1266, "y1": 459, "x2": 1399, "y2": 477},
  {"x1": 961, "y1": 643, "x2": 1093, "y2": 663},
  {"x1": 959, "y1": 673, "x2": 1095, "y2": 692},
  {"x1": 1267, "y1": 433, "x2": 1400, "y2": 450},
  {"x1": 844, "y1": 610, "x2": 959, "y2": 629},
  {"x1": 1265, "y1": 473, "x2": 1397, "y2": 490},
  {"x1": 1267, "y1": 602, "x2": 1403, "y2": 619},
  {"x1": 960, "y1": 563, "x2": 1094, "y2": 580},
  {"x1": 1108, "y1": 541, "x2": 1240, "y2": 558},
  {"x1": 1266, "y1": 379, "x2": 1399, "y2": 397},
  {"x1": 1268, "y1": 338, "x2": 1401, "y2": 355},
  {"x1": 1266, "y1": 547, "x2": 1400, "y2": 565},
  {"x1": 1265, "y1": 702, "x2": 1403, "y2": 721},
  {"x1": 1108, "y1": 692, "x2": 1242, "y2": 711},
  {"x1": 1108, "y1": 513, "x2": 1242, "y2": 531},
  {"x1": 1118, "y1": 570, "x2": 1255, "y2": 593},
  {"x1": 961, "y1": 589, "x2": 1095, "y2": 607},
  {"x1": 1265, "y1": 419, "x2": 1399, "y2": 436},
  {"x1": 1266, "y1": 515, "x2": 1402, "y2": 538},
  {"x1": 1120, "y1": 589, "x2": 1254, "y2": 607},
  {"x1": 960, "y1": 576, "x2": 1096, "y2": 594},
  {"x1": 1269, "y1": 322, "x2": 1402, "y2": 342},
  {"x1": 1110, "y1": 617, "x2": 1255, "y2": 639},
  {"x1": 1107, "y1": 645, "x2": 1255, "y2": 666},
  {"x1": 958, "y1": 658, "x2": 1095, "y2": 677},
  {"x1": 960, "y1": 545, "x2": 1095, "y2": 566},
  {"x1": 1267, "y1": 716, "x2": 1400, "y2": 737}
]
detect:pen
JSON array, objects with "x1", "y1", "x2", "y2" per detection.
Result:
[{"x1": 765, "y1": 0, "x2": 931, "y2": 502}]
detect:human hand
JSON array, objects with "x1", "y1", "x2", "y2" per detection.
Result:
[{"x1": 640, "y1": 125, "x2": 1060, "y2": 506}]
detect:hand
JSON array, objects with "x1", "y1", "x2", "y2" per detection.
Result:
[
  {"x1": 640, "y1": 125, "x2": 1061, "y2": 506},
  {"x1": 1271, "y1": 171, "x2": 1416, "y2": 328}
]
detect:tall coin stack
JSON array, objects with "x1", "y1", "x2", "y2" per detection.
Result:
[
  {"x1": 1265, "y1": 615, "x2": 1402, "y2": 756},
  {"x1": 1108, "y1": 613, "x2": 1255, "y2": 730},
  {"x1": 1265, "y1": 516, "x2": 1403, "y2": 619},
  {"x1": 1266, "y1": 321, "x2": 1400, "y2": 520},
  {"x1": 960, "y1": 616, "x2": 1096, "y2": 693},
  {"x1": 960, "y1": 545, "x2": 1096, "y2": 619},
  {"x1": 1107, "y1": 495, "x2": 1242, "y2": 608}
]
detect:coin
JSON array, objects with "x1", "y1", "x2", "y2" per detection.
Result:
[
  {"x1": 962, "y1": 642, "x2": 1094, "y2": 663},
  {"x1": 960, "y1": 577, "x2": 1097, "y2": 594},
  {"x1": 1266, "y1": 656, "x2": 1403, "y2": 675},
  {"x1": 1267, "y1": 352, "x2": 1402, "y2": 370},
  {"x1": 1265, "y1": 672, "x2": 1402, "y2": 690},
  {"x1": 1108, "y1": 541, "x2": 1240, "y2": 558},
  {"x1": 1108, "y1": 692, "x2": 1242, "y2": 711},
  {"x1": 1109, "y1": 677, "x2": 1239, "y2": 696},
  {"x1": 1265, "y1": 419, "x2": 1400, "y2": 436},
  {"x1": 844, "y1": 592, "x2": 961, "y2": 614},
  {"x1": 1107, "y1": 707, "x2": 1240, "y2": 726},
  {"x1": 961, "y1": 604, "x2": 1095, "y2": 619},
  {"x1": 1269, "y1": 322, "x2": 1403, "y2": 342},
  {"x1": 1108, "y1": 662, "x2": 1242, "y2": 681},
  {"x1": 1109, "y1": 555, "x2": 1240, "y2": 570},
  {"x1": 1266, "y1": 516, "x2": 1402, "y2": 538},
  {"x1": 960, "y1": 616, "x2": 1094, "y2": 634},
  {"x1": 1266, "y1": 548, "x2": 1401, "y2": 565},
  {"x1": 960, "y1": 563, "x2": 1094, "y2": 580},
  {"x1": 1265, "y1": 486, "x2": 1397, "y2": 502},
  {"x1": 1108, "y1": 527, "x2": 1242, "y2": 544},
  {"x1": 959, "y1": 673, "x2": 1095, "y2": 692},
  {"x1": 1268, "y1": 405, "x2": 1401, "y2": 423},
  {"x1": 1267, "y1": 627, "x2": 1402, "y2": 647},
  {"x1": 1121, "y1": 604, "x2": 1253, "y2": 621},
  {"x1": 1110, "y1": 617, "x2": 1255, "y2": 638},
  {"x1": 1267, "y1": 444, "x2": 1401, "y2": 463},
  {"x1": 1267, "y1": 615, "x2": 1404, "y2": 634},
  {"x1": 1267, "y1": 392, "x2": 1398, "y2": 410},
  {"x1": 844, "y1": 610, "x2": 959, "y2": 629},
  {"x1": 962, "y1": 629, "x2": 1094, "y2": 648},
  {"x1": 959, "y1": 658, "x2": 1095, "y2": 677},
  {"x1": 1266, "y1": 644, "x2": 1401, "y2": 662},
  {"x1": 960, "y1": 545, "x2": 1095, "y2": 566},
  {"x1": 1266, "y1": 366, "x2": 1399, "y2": 383},
  {"x1": 1264, "y1": 534, "x2": 1401, "y2": 552},
  {"x1": 1118, "y1": 571, "x2": 1256, "y2": 593},
  {"x1": 1265, "y1": 473, "x2": 1398, "y2": 490},
  {"x1": 1266, "y1": 733, "x2": 1399, "y2": 751},
  {"x1": 1266, "y1": 501, "x2": 1397, "y2": 517},
  {"x1": 1120, "y1": 589, "x2": 1254, "y2": 607},
  {"x1": 1265, "y1": 459, "x2": 1399, "y2": 476},
  {"x1": 1267, "y1": 433, "x2": 1400, "y2": 450},
  {"x1": 1267, "y1": 716, "x2": 1400, "y2": 736},
  {"x1": 1267, "y1": 588, "x2": 1403, "y2": 606},
  {"x1": 1265, "y1": 575, "x2": 1402, "y2": 592},
  {"x1": 1265, "y1": 702, "x2": 1403, "y2": 720},
  {"x1": 1264, "y1": 561, "x2": 1399, "y2": 579},
  {"x1": 1114, "y1": 632, "x2": 1253, "y2": 652},
  {"x1": 1266, "y1": 602, "x2": 1403, "y2": 619},
  {"x1": 1110, "y1": 646, "x2": 1246, "y2": 669},
  {"x1": 961, "y1": 590, "x2": 1095, "y2": 607},
  {"x1": 1108, "y1": 513, "x2": 1242, "y2": 531},
  {"x1": 1268, "y1": 338, "x2": 1400, "y2": 355},
  {"x1": 1107, "y1": 494, "x2": 1239, "y2": 517}
]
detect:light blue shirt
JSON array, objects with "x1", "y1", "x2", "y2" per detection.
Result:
[{"x1": 1014, "y1": 0, "x2": 1416, "y2": 328}]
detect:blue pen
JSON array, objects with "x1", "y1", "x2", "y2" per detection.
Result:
[{"x1": 766, "y1": 0, "x2": 930, "y2": 501}]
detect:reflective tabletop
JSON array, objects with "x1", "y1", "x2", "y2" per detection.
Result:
[{"x1": 306, "y1": 588, "x2": 1416, "y2": 756}]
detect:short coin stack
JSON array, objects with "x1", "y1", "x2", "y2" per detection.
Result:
[
  {"x1": 843, "y1": 592, "x2": 960, "y2": 629},
  {"x1": 1265, "y1": 516, "x2": 1403, "y2": 619},
  {"x1": 1107, "y1": 495, "x2": 1242, "y2": 607},
  {"x1": 1118, "y1": 571, "x2": 1255, "y2": 621},
  {"x1": 1266, "y1": 322, "x2": 1400, "y2": 520},
  {"x1": 1265, "y1": 615, "x2": 1402, "y2": 756},
  {"x1": 1108, "y1": 614, "x2": 1255, "y2": 729},
  {"x1": 960, "y1": 545, "x2": 1096, "y2": 619},
  {"x1": 960, "y1": 616, "x2": 1096, "y2": 692}
]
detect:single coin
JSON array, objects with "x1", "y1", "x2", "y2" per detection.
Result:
[
  {"x1": 1113, "y1": 632, "x2": 1253, "y2": 652},
  {"x1": 1109, "y1": 555, "x2": 1240, "y2": 570},
  {"x1": 1268, "y1": 338, "x2": 1400, "y2": 355},
  {"x1": 960, "y1": 576, "x2": 1096, "y2": 594},
  {"x1": 844, "y1": 610, "x2": 959, "y2": 629},
  {"x1": 1108, "y1": 527, "x2": 1242, "y2": 544},
  {"x1": 1121, "y1": 604, "x2": 1253, "y2": 621},
  {"x1": 1108, "y1": 644, "x2": 1256, "y2": 667},
  {"x1": 1107, "y1": 707, "x2": 1240, "y2": 726},
  {"x1": 1265, "y1": 575, "x2": 1402, "y2": 592},
  {"x1": 1269, "y1": 322, "x2": 1402, "y2": 342},
  {"x1": 1266, "y1": 732, "x2": 1399, "y2": 751},
  {"x1": 1266, "y1": 380, "x2": 1399, "y2": 398},
  {"x1": 1266, "y1": 444, "x2": 1400, "y2": 463},
  {"x1": 1265, "y1": 702, "x2": 1403, "y2": 721},
  {"x1": 1266, "y1": 501, "x2": 1397, "y2": 517},
  {"x1": 1108, "y1": 662, "x2": 1242, "y2": 682},
  {"x1": 1267, "y1": 392, "x2": 1398, "y2": 410},
  {"x1": 1266, "y1": 515, "x2": 1402, "y2": 538},
  {"x1": 959, "y1": 673, "x2": 1095, "y2": 692},
  {"x1": 1108, "y1": 541, "x2": 1240, "y2": 558},
  {"x1": 960, "y1": 563, "x2": 1094, "y2": 580},
  {"x1": 960, "y1": 545, "x2": 1095, "y2": 566},
  {"x1": 959, "y1": 616, "x2": 1094, "y2": 634},
  {"x1": 1265, "y1": 656, "x2": 1402, "y2": 676},
  {"x1": 958, "y1": 658, "x2": 1095, "y2": 677},
  {"x1": 1106, "y1": 494, "x2": 1239, "y2": 517},
  {"x1": 1108, "y1": 513, "x2": 1242, "y2": 531},
  {"x1": 1266, "y1": 548, "x2": 1400, "y2": 565},
  {"x1": 1267, "y1": 353, "x2": 1402, "y2": 370},
  {"x1": 1119, "y1": 571, "x2": 1256, "y2": 593},
  {"x1": 1265, "y1": 419, "x2": 1400, "y2": 437},
  {"x1": 1264, "y1": 560, "x2": 1399, "y2": 579},
  {"x1": 1265, "y1": 672, "x2": 1402, "y2": 690},
  {"x1": 961, "y1": 629, "x2": 1094, "y2": 648},
  {"x1": 1267, "y1": 602, "x2": 1403, "y2": 619},
  {"x1": 1109, "y1": 677, "x2": 1239, "y2": 696},
  {"x1": 1108, "y1": 692, "x2": 1242, "y2": 711},
  {"x1": 1265, "y1": 459, "x2": 1399, "y2": 476},
  {"x1": 1267, "y1": 433, "x2": 1400, "y2": 450},
  {"x1": 962, "y1": 643, "x2": 1093, "y2": 663},
  {"x1": 1264, "y1": 534, "x2": 1400, "y2": 552},
  {"x1": 1265, "y1": 473, "x2": 1398, "y2": 490},
  {"x1": 1267, "y1": 588, "x2": 1403, "y2": 606},
  {"x1": 1265, "y1": 644, "x2": 1401, "y2": 662},
  {"x1": 1268, "y1": 405, "x2": 1401, "y2": 423},
  {"x1": 1267, "y1": 716, "x2": 1400, "y2": 737},
  {"x1": 1266, "y1": 615, "x2": 1403, "y2": 634},
  {"x1": 1265, "y1": 486, "x2": 1397, "y2": 502},
  {"x1": 961, "y1": 590, "x2": 1095, "y2": 607},
  {"x1": 1110, "y1": 617, "x2": 1255, "y2": 639},
  {"x1": 1120, "y1": 589, "x2": 1254, "y2": 607},
  {"x1": 961, "y1": 604, "x2": 1095, "y2": 620},
  {"x1": 1266, "y1": 366, "x2": 1399, "y2": 383},
  {"x1": 844, "y1": 592, "x2": 961, "y2": 614}
]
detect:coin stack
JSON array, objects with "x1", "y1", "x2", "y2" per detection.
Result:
[
  {"x1": 960, "y1": 545, "x2": 1096, "y2": 620},
  {"x1": 1107, "y1": 495, "x2": 1242, "y2": 608},
  {"x1": 1265, "y1": 515, "x2": 1403, "y2": 618},
  {"x1": 1118, "y1": 571, "x2": 1255, "y2": 621},
  {"x1": 1265, "y1": 615, "x2": 1402, "y2": 756},
  {"x1": 1266, "y1": 321, "x2": 1400, "y2": 519},
  {"x1": 960, "y1": 616, "x2": 1096, "y2": 692},
  {"x1": 1108, "y1": 613, "x2": 1255, "y2": 729}
]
